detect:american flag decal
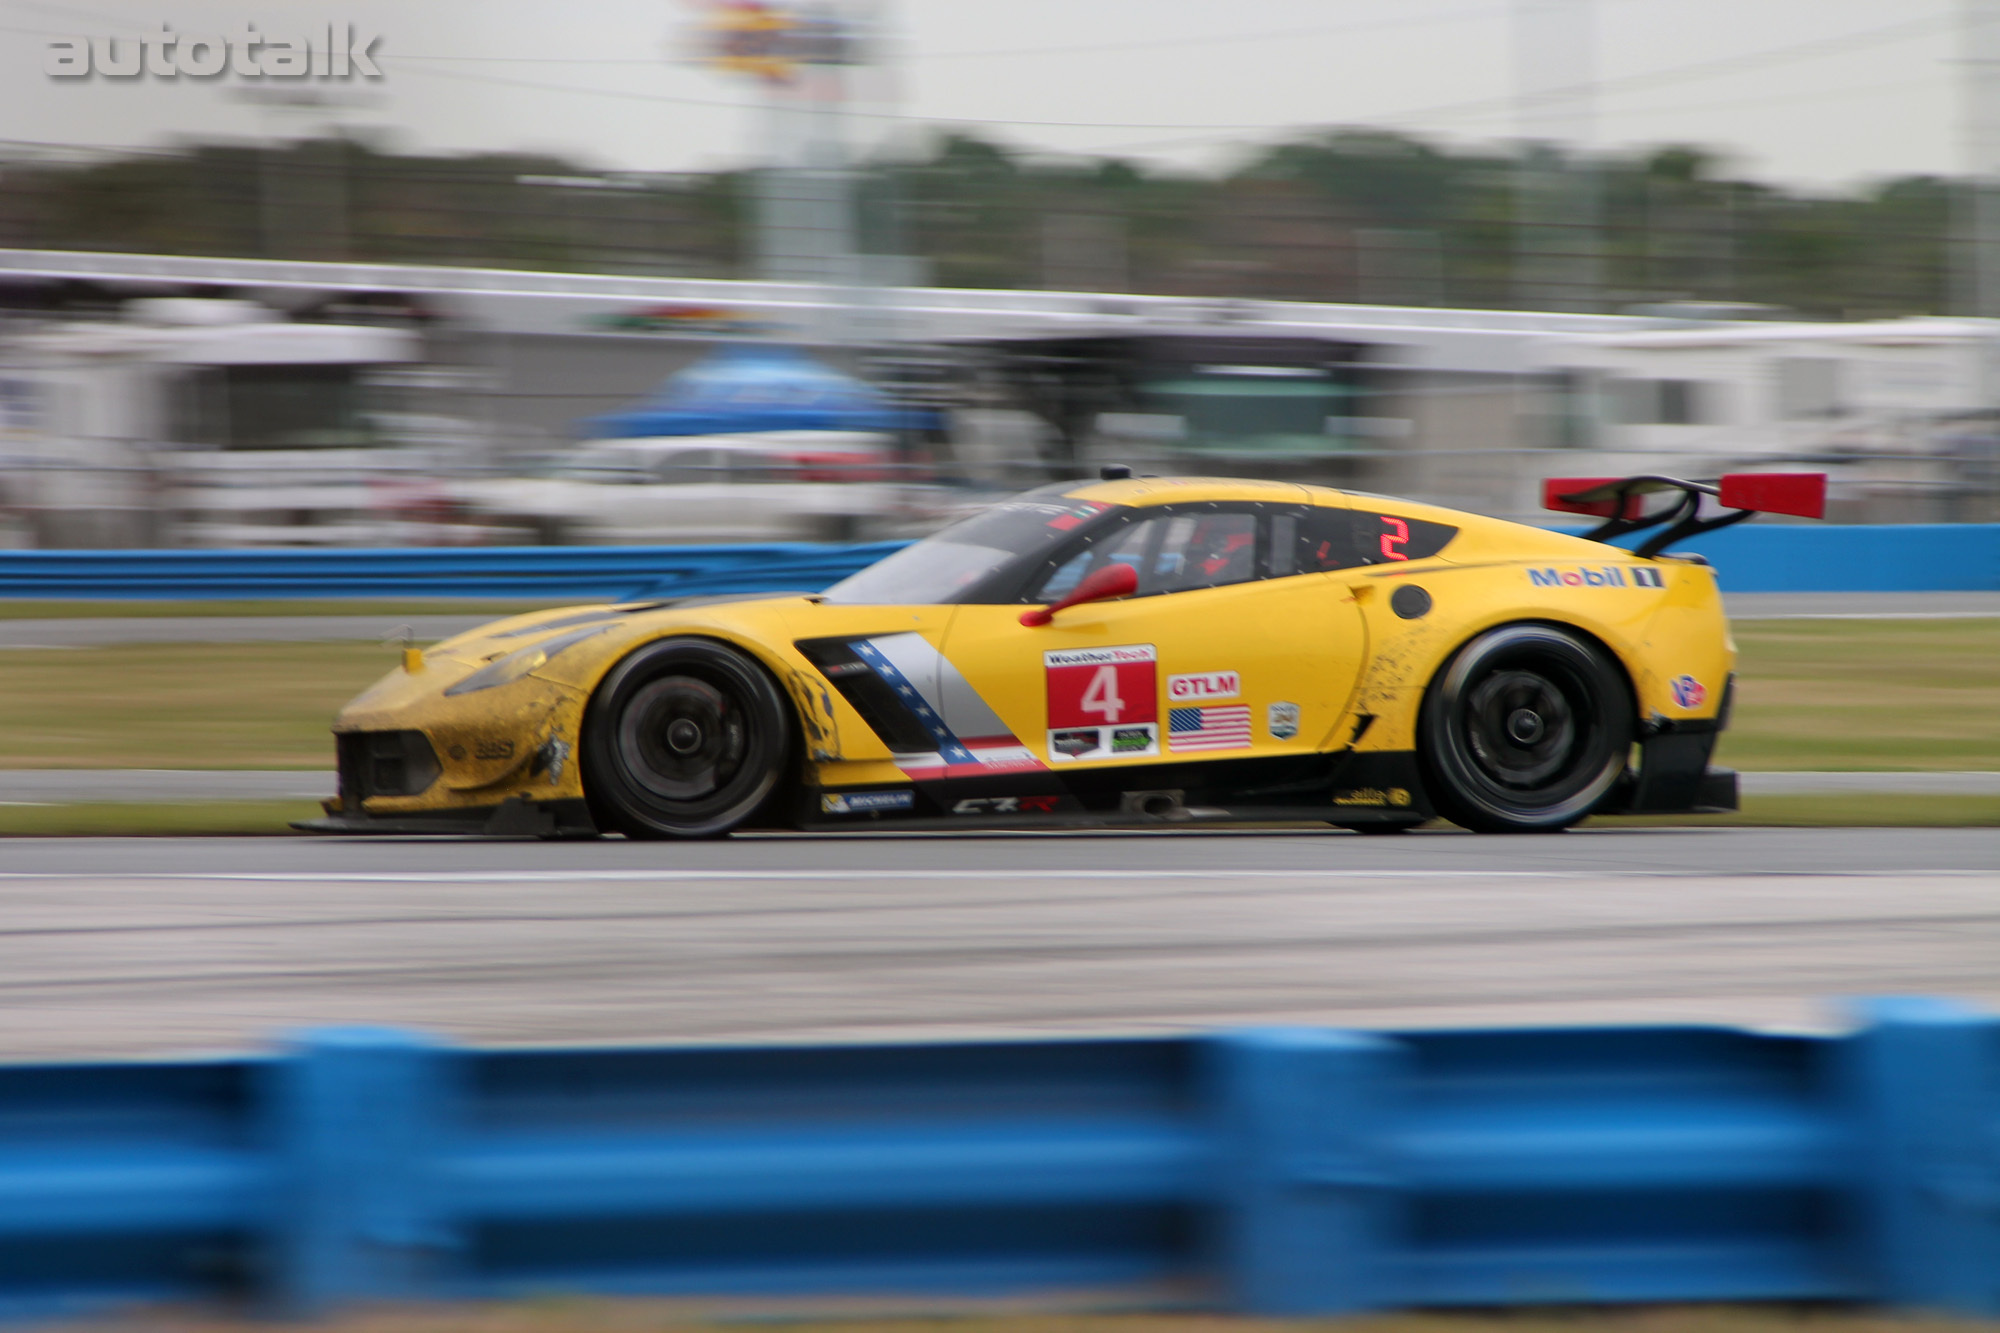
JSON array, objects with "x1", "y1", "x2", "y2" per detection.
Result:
[{"x1": 1168, "y1": 704, "x2": 1252, "y2": 752}]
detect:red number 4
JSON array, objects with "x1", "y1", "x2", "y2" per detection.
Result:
[{"x1": 1380, "y1": 516, "x2": 1410, "y2": 562}]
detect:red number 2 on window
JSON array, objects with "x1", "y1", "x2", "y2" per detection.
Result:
[{"x1": 1379, "y1": 516, "x2": 1410, "y2": 562}]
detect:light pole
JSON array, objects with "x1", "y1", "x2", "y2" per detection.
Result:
[
  {"x1": 1513, "y1": 0, "x2": 1601, "y2": 312},
  {"x1": 232, "y1": 85, "x2": 383, "y2": 260},
  {"x1": 1962, "y1": 0, "x2": 2000, "y2": 323}
]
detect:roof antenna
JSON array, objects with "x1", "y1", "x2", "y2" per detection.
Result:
[{"x1": 1099, "y1": 463, "x2": 1134, "y2": 480}]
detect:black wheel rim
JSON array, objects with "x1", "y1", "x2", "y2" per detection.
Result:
[
  {"x1": 616, "y1": 674, "x2": 749, "y2": 803},
  {"x1": 1461, "y1": 666, "x2": 1582, "y2": 791}
]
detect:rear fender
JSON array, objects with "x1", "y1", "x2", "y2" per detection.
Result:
[{"x1": 1344, "y1": 563, "x2": 1661, "y2": 752}]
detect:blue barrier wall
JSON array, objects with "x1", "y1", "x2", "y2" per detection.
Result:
[
  {"x1": 0, "y1": 526, "x2": 1994, "y2": 600},
  {"x1": 0, "y1": 544, "x2": 905, "y2": 602},
  {"x1": 1590, "y1": 523, "x2": 2000, "y2": 593},
  {"x1": 2, "y1": 1002, "x2": 1998, "y2": 1321}
]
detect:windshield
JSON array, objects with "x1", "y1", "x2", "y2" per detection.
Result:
[{"x1": 821, "y1": 492, "x2": 1110, "y2": 604}]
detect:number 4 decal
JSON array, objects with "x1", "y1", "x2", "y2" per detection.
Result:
[
  {"x1": 1380, "y1": 515, "x2": 1410, "y2": 562},
  {"x1": 1044, "y1": 644, "x2": 1160, "y2": 762},
  {"x1": 1079, "y1": 665, "x2": 1125, "y2": 722}
]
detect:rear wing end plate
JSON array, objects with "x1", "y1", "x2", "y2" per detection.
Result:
[{"x1": 1543, "y1": 472, "x2": 1825, "y2": 558}]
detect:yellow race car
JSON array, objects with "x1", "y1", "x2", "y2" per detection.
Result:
[{"x1": 305, "y1": 468, "x2": 1825, "y2": 838}]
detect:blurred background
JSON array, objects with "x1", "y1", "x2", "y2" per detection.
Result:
[
  {"x1": 4, "y1": 21, "x2": 2000, "y2": 1319},
  {"x1": 4, "y1": 0, "x2": 2000, "y2": 549}
]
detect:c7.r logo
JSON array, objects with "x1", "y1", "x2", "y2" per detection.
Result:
[{"x1": 953, "y1": 796, "x2": 1060, "y2": 815}]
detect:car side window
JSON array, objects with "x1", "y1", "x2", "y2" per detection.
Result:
[
  {"x1": 1036, "y1": 519, "x2": 1150, "y2": 601},
  {"x1": 1282, "y1": 506, "x2": 1460, "y2": 572},
  {"x1": 1152, "y1": 512, "x2": 1259, "y2": 592},
  {"x1": 1032, "y1": 508, "x2": 1264, "y2": 602},
  {"x1": 1291, "y1": 507, "x2": 1363, "y2": 572}
]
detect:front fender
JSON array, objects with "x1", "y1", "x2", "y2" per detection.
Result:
[{"x1": 527, "y1": 606, "x2": 849, "y2": 767}]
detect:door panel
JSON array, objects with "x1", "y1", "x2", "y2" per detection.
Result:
[{"x1": 942, "y1": 571, "x2": 1367, "y2": 774}]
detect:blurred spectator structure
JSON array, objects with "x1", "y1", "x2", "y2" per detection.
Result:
[
  {"x1": 0, "y1": 130, "x2": 1995, "y2": 545},
  {"x1": 448, "y1": 345, "x2": 947, "y2": 544}
]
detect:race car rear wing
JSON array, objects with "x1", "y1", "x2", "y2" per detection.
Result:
[{"x1": 1542, "y1": 472, "x2": 1826, "y2": 560}]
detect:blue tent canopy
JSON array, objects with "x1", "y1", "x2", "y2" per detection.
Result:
[{"x1": 583, "y1": 345, "x2": 942, "y2": 439}]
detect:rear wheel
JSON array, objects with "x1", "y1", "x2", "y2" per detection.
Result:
[
  {"x1": 1418, "y1": 624, "x2": 1632, "y2": 833},
  {"x1": 581, "y1": 637, "x2": 793, "y2": 839}
]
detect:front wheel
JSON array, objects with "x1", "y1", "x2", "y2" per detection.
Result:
[
  {"x1": 1418, "y1": 624, "x2": 1633, "y2": 834},
  {"x1": 581, "y1": 637, "x2": 793, "y2": 839}
]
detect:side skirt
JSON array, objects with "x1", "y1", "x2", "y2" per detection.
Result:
[{"x1": 802, "y1": 751, "x2": 1435, "y2": 830}]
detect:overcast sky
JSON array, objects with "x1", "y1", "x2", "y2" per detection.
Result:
[{"x1": 0, "y1": 0, "x2": 1968, "y2": 192}]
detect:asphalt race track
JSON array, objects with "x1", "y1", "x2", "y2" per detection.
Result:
[{"x1": 0, "y1": 826, "x2": 1993, "y2": 1059}]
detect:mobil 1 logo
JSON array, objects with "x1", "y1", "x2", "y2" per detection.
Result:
[
  {"x1": 1526, "y1": 564, "x2": 1667, "y2": 589},
  {"x1": 1044, "y1": 643, "x2": 1159, "y2": 762}
]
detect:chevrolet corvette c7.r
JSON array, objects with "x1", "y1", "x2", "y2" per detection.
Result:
[{"x1": 305, "y1": 469, "x2": 1824, "y2": 838}]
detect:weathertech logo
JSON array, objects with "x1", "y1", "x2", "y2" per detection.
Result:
[{"x1": 1527, "y1": 565, "x2": 1665, "y2": 589}]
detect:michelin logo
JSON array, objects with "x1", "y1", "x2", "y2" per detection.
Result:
[
  {"x1": 821, "y1": 790, "x2": 915, "y2": 815},
  {"x1": 1528, "y1": 565, "x2": 1665, "y2": 589}
]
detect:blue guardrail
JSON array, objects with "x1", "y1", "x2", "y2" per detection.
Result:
[
  {"x1": 1590, "y1": 522, "x2": 2000, "y2": 593},
  {"x1": 0, "y1": 526, "x2": 1993, "y2": 600},
  {"x1": 1, "y1": 999, "x2": 1998, "y2": 1321},
  {"x1": 0, "y1": 543, "x2": 907, "y2": 602}
]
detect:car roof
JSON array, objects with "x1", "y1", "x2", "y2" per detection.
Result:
[{"x1": 1056, "y1": 476, "x2": 1344, "y2": 507}]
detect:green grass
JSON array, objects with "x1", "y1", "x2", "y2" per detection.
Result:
[
  {"x1": 0, "y1": 616, "x2": 1992, "y2": 813},
  {"x1": 0, "y1": 801, "x2": 321, "y2": 836},
  {"x1": 1716, "y1": 618, "x2": 2000, "y2": 772},
  {"x1": 0, "y1": 641, "x2": 387, "y2": 769}
]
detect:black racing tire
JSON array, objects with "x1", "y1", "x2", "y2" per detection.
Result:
[
  {"x1": 581, "y1": 637, "x2": 794, "y2": 839},
  {"x1": 1417, "y1": 623, "x2": 1634, "y2": 834}
]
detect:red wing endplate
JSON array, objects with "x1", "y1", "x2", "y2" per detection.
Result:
[
  {"x1": 1716, "y1": 472, "x2": 1826, "y2": 519},
  {"x1": 1542, "y1": 476, "x2": 1660, "y2": 519},
  {"x1": 1542, "y1": 472, "x2": 1827, "y2": 558}
]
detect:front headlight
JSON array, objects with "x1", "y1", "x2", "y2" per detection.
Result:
[{"x1": 444, "y1": 624, "x2": 611, "y2": 697}]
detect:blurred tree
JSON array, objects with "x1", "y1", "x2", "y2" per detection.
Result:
[{"x1": 0, "y1": 128, "x2": 1958, "y2": 316}]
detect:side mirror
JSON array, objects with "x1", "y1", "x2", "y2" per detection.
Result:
[{"x1": 1020, "y1": 563, "x2": 1138, "y2": 627}]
